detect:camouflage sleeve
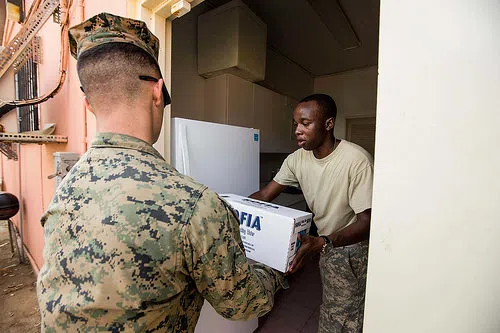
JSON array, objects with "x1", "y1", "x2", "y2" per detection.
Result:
[{"x1": 183, "y1": 190, "x2": 285, "y2": 321}]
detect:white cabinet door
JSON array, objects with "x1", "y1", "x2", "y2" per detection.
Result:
[
  {"x1": 227, "y1": 75, "x2": 254, "y2": 128},
  {"x1": 255, "y1": 86, "x2": 297, "y2": 153},
  {"x1": 205, "y1": 74, "x2": 254, "y2": 128},
  {"x1": 204, "y1": 75, "x2": 228, "y2": 124},
  {"x1": 253, "y1": 84, "x2": 274, "y2": 152},
  {"x1": 270, "y1": 92, "x2": 287, "y2": 153},
  {"x1": 205, "y1": 76, "x2": 297, "y2": 153},
  {"x1": 271, "y1": 92, "x2": 299, "y2": 153}
]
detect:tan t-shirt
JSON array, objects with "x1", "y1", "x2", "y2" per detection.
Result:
[{"x1": 274, "y1": 140, "x2": 374, "y2": 236}]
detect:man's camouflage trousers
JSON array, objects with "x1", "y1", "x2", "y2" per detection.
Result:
[{"x1": 318, "y1": 241, "x2": 369, "y2": 333}]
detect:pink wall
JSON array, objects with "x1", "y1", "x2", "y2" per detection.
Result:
[
  {"x1": 0, "y1": 0, "x2": 128, "y2": 272},
  {"x1": 19, "y1": 146, "x2": 45, "y2": 266}
]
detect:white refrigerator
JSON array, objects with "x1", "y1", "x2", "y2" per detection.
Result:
[{"x1": 171, "y1": 117, "x2": 260, "y2": 333}]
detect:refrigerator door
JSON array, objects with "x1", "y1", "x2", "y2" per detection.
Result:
[{"x1": 172, "y1": 118, "x2": 259, "y2": 196}]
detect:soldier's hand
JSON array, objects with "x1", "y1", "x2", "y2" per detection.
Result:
[{"x1": 286, "y1": 234, "x2": 323, "y2": 275}]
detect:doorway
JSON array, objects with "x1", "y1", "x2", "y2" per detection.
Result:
[
  {"x1": 347, "y1": 116, "x2": 376, "y2": 156},
  {"x1": 165, "y1": 0, "x2": 381, "y2": 332}
]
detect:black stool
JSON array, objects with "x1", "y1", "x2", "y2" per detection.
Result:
[{"x1": 0, "y1": 192, "x2": 21, "y2": 262}]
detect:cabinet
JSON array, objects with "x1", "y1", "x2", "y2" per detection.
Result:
[
  {"x1": 270, "y1": 92, "x2": 289, "y2": 152},
  {"x1": 205, "y1": 74, "x2": 298, "y2": 153},
  {"x1": 227, "y1": 75, "x2": 254, "y2": 127},
  {"x1": 253, "y1": 84, "x2": 274, "y2": 152},
  {"x1": 205, "y1": 74, "x2": 254, "y2": 127},
  {"x1": 198, "y1": 0, "x2": 267, "y2": 82},
  {"x1": 253, "y1": 86, "x2": 298, "y2": 153}
]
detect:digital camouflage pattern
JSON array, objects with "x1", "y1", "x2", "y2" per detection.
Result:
[
  {"x1": 318, "y1": 241, "x2": 369, "y2": 333},
  {"x1": 37, "y1": 133, "x2": 284, "y2": 332},
  {"x1": 68, "y1": 12, "x2": 159, "y2": 61}
]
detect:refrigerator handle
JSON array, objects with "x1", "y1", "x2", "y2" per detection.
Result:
[{"x1": 179, "y1": 124, "x2": 191, "y2": 176}]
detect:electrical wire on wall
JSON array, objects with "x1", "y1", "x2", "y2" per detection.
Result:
[{"x1": 0, "y1": 0, "x2": 73, "y2": 116}]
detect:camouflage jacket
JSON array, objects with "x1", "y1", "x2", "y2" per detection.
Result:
[{"x1": 37, "y1": 133, "x2": 283, "y2": 332}]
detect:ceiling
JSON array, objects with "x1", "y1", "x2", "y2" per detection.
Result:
[{"x1": 204, "y1": 0, "x2": 380, "y2": 76}]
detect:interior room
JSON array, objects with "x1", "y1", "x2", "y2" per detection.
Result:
[{"x1": 169, "y1": 0, "x2": 380, "y2": 332}]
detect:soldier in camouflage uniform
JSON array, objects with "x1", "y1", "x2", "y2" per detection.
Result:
[
  {"x1": 37, "y1": 12, "x2": 285, "y2": 332},
  {"x1": 251, "y1": 94, "x2": 373, "y2": 333}
]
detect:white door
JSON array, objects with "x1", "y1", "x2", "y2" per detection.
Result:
[{"x1": 364, "y1": 1, "x2": 500, "y2": 332}]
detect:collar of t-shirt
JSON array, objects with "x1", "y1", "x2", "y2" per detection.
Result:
[{"x1": 310, "y1": 140, "x2": 345, "y2": 164}]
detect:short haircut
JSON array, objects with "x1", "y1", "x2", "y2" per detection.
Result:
[
  {"x1": 300, "y1": 94, "x2": 337, "y2": 120},
  {"x1": 77, "y1": 42, "x2": 161, "y2": 106}
]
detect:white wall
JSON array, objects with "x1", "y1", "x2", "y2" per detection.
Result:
[
  {"x1": 364, "y1": 1, "x2": 500, "y2": 333},
  {"x1": 314, "y1": 66, "x2": 377, "y2": 139}
]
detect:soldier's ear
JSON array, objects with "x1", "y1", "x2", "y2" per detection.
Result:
[
  {"x1": 325, "y1": 117, "x2": 335, "y2": 131},
  {"x1": 83, "y1": 95, "x2": 95, "y2": 114},
  {"x1": 152, "y1": 78, "x2": 163, "y2": 108}
]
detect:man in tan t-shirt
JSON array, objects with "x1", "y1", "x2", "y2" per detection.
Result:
[{"x1": 251, "y1": 93, "x2": 373, "y2": 333}]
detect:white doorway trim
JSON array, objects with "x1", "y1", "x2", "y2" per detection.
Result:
[{"x1": 128, "y1": 0, "x2": 205, "y2": 162}]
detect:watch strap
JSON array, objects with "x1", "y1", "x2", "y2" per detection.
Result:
[{"x1": 320, "y1": 236, "x2": 330, "y2": 254}]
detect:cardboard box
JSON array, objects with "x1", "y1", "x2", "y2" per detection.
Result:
[{"x1": 220, "y1": 194, "x2": 312, "y2": 273}]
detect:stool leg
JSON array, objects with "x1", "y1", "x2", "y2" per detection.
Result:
[
  {"x1": 7, "y1": 219, "x2": 14, "y2": 254},
  {"x1": 7, "y1": 219, "x2": 21, "y2": 262}
]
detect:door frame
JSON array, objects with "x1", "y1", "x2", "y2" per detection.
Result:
[{"x1": 128, "y1": 0, "x2": 205, "y2": 162}]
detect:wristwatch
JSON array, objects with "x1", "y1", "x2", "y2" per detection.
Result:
[{"x1": 320, "y1": 235, "x2": 331, "y2": 255}]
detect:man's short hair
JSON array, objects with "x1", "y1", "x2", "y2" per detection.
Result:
[
  {"x1": 300, "y1": 94, "x2": 337, "y2": 120},
  {"x1": 77, "y1": 42, "x2": 160, "y2": 105}
]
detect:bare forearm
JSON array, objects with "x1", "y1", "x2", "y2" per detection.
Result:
[
  {"x1": 328, "y1": 210, "x2": 371, "y2": 247},
  {"x1": 249, "y1": 191, "x2": 267, "y2": 201},
  {"x1": 250, "y1": 181, "x2": 286, "y2": 202}
]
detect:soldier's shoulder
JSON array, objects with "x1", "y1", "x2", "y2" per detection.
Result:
[
  {"x1": 165, "y1": 168, "x2": 208, "y2": 196},
  {"x1": 340, "y1": 141, "x2": 373, "y2": 164},
  {"x1": 186, "y1": 186, "x2": 231, "y2": 222}
]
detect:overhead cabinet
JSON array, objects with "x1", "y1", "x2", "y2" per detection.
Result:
[
  {"x1": 204, "y1": 74, "x2": 254, "y2": 128},
  {"x1": 198, "y1": 0, "x2": 267, "y2": 82},
  {"x1": 205, "y1": 74, "x2": 298, "y2": 153}
]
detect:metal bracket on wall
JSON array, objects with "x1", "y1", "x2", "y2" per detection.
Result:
[
  {"x1": 0, "y1": 0, "x2": 59, "y2": 78},
  {"x1": 48, "y1": 152, "x2": 80, "y2": 188},
  {"x1": 0, "y1": 132, "x2": 68, "y2": 160},
  {"x1": 13, "y1": 35, "x2": 42, "y2": 73},
  {"x1": 0, "y1": 132, "x2": 68, "y2": 144},
  {"x1": 52, "y1": 5, "x2": 61, "y2": 24},
  {"x1": 0, "y1": 142, "x2": 18, "y2": 160}
]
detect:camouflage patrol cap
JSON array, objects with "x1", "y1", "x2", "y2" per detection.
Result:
[{"x1": 68, "y1": 12, "x2": 171, "y2": 106}]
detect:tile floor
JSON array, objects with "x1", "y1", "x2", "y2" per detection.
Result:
[{"x1": 256, "y1": 254, "x2": 322, "y2": 333}]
